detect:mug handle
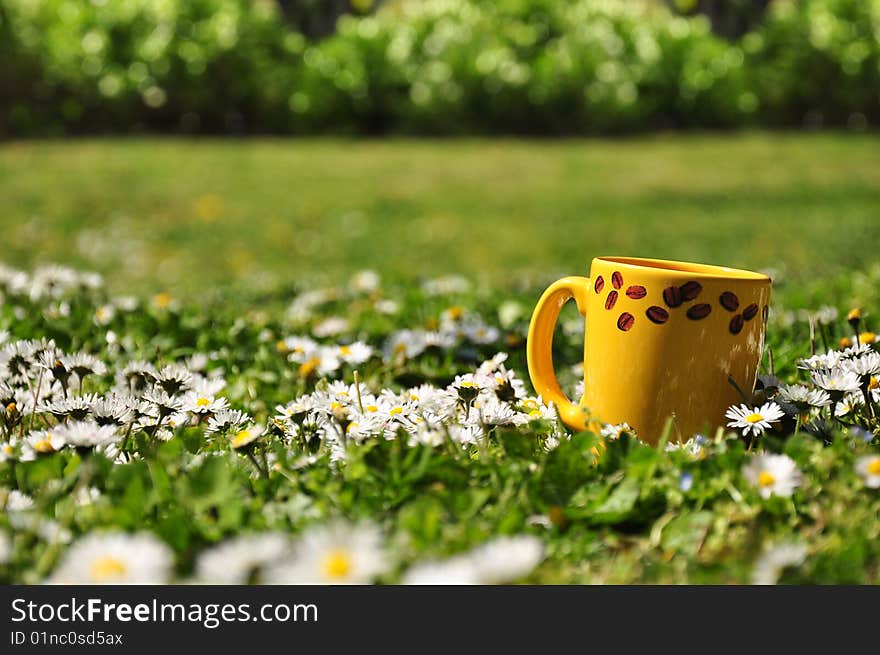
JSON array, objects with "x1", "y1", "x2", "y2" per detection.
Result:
[{"x1": 527, "y1": 276, "x2": 590, "y2": 431}]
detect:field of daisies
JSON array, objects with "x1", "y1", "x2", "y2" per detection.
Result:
[{"x1": 1, "y1": 261, "x2": 879, "y2": 585}]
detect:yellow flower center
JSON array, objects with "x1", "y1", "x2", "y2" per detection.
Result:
[
  {"x1": 321, "y1": 549, "x2": 352, "y2": 580},
  {"x1": 231, "y1": 430, "x2": 253, "y2": 448},
  {"x1": 276, "y1": 340, "x2": 288, "y2": 353},
  {"x1": 448, "y1": 306, "x2": 464, "y2": 320},
  {"x1": 839, "y1": 337, "x2": 853, "y2": 349},
  {"x1": 6, "y1": 402, "x2": 15, "y2": 413},
  {"x1": 859, "y1": 332, "x2": 876, "y2": 345},
  {"x1": 153, "y1": 292, "x2": 171, "y2": 309},
  {"x1": 869, "y1": 377, "x2": 879, "y2": 391},
  {"x1": 389, "y1": 407, "x2": 403, "y2": 416},
  {"x1": 394, "y1": 343, "x2": 407, "y2": 354},
  {"x1": 528, "y1": 409, "x2": 542, "y2": 418},
  {"x1": 409, "y1": 394, "x2": 419, "y2": 401},
  {"x1": 366, "y1": 405, "x2": 378, "y2": 413},
  {"x1": 34, "y1": 437, "x2": 55, "y2": 453},
  {"x1": 459, "y1": 381, "x2": 477, "y2": 389},
  {"x1": 196, "y1": 397, "x2": 211, "y2": 407},
  {"x1": 745, "y1": 413, "x2": 764, "y2": 424},
  {"x1": 339, "y1": 345, "x2": 352, "y2": 356},
  {"x1": 346, "y1": 422, "x2": 359, "y2": 433},
  {"x1": 758, "y1": 471, "x2": 776, "y2": 487},
  {"x1": 867, "y1": 459, "x2": 880, "y2": 476},
  {"x1": 298, "y1": 357, "x2": 320, "y2": 377},
  {"x1": 90, "y1": 556, "x2": 128, "y2": 582},
  {"x1": 2, "y1": 444, "x2": 13, "y2": 455}
]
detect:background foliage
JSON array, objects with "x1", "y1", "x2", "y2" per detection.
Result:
[{"x1": 1, "y1": 0, "x2": 878, "y2": 136}]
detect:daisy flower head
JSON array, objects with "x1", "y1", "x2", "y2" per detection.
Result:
[
  {"x1": 777, "y1": 384, "x2": 831, "y2": 409},
  {"x1": 600, "y1": 422, "x2": 634, "y2": 442},
  {"x1": 230, "y1": 424, "x2": 266, "y2": 450},
  {"x1": 752, "y1": 542, "x2": 807, "y2": 585},
  {"x1": 54, "y1": 421, "x2": 121, "y2": 450},
  {"x1": 842, "y1": 350, "x2": 880, "y2": 379},
  {"x1": 336, "y1": 341, "x2": 373, "y2": 366},
  {"x1": 742, "y1": 454, "x2": 803, "y2": 499},
  {"x1": 264, "y1": 521, "x2": 389, "y2": 585},
  {"x1": 21, "y1": 429, "x2": 65, "y2": 460},
  {"x1": 402, "y1": 535, "x2": 543, "y2": 585},
  {"x1": 47, "y1": 532, "x2": 173, "y2": 584},
  {"x1": 810, "y1": 369, "x2": 861, "y2": 395},
  {"x1": 855, "y1": 455, "x2": 880, "y2": 489},
  {"x1": 196, "y1": 533, "x2": 294, "y2": 584},
  {"x1": 312, "y1": 316, "x2": 350, "y2": 339},
  {"x1": 725, "y1": 402, "x2": 784, "y2": 437}
]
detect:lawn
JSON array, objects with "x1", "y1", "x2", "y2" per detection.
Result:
[
  {"x1": 1, "y1": 133, "x2": 879, "y2": 585},
  {"x1": 1, "y1": 133, "x2": 879, "y2": 296}
]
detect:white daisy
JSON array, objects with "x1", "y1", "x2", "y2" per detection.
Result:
[
  {"x1": 810, "y1": 370, "x2": 861, "y2": 394},
  {"x1": 752, "y1": 542, "x2": 807, "y2": 585},
  {"x1": 0, "y1": 438, "x2": 18, "y2": 462},
  {"x1": 312, "y1": 316, "x2": 350, "y2": 338},
  {"x1": 465, "y1": 535, "x2": 545, "y2": 583},
  {"x1": 264, "y1": 521, "x2": 389, "y2": 585},
  {"x1": 182, "y1": 391, "x2": 229, "y2": 415},
  {"x1": 229, "y1": 424, "x2": 266, "y2": 450},
  {"x1": 855, "y1": 455, "x2": 880, "y2": 489},
  {"x1": 777, "y1": 384, "x2": 831, "y2": 408},
  {"x1": 195, "y1": 533, "x2": 293, "y2": 584},
  {"x1": 402, "y1": 535, "x2": 544, "y2": 585},
  {"x1": 336, "y1": 341, "x2": 373, "y2": 365},
  {"x1": 54, "y1": 421, "x2": 121, "y2": 450},
  {"x1": 5, "y1": 489, "x2": 35, "y2": 512},
  {"x1": 349, "y1": 269, "x2": 380, "y2": 294},
  {"x1": 600, "y1": 422, "x2": 634, "y2": 441},
  {"x1": 842, "y1": 351, "x2": 880, "y2": 379},
  {"x1": 725, "y1": 402, "x2": 785, "y2": 437},
  {"x1": 47, "y1": 532, "x2": 173, "y2": 584},
  {"x1": 742, "y1": 454, "x2": 802, "y2": 498},
  {"x1": 20, "y1": 429, "x2": 66, "y2": 460}
]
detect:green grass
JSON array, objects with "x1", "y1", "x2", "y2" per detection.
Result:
[{"x1": 1, "y1": 133, "x2": 879, "y2": 296}]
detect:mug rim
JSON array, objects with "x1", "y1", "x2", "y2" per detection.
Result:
[{"x1": 595, "y1": 256, "x2": 771, "y2": 282}]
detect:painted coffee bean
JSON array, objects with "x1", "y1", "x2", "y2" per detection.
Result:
[
  {"x1": 762, "y1": 305, "x2": 769, "y2": 322},
  {"x1": 605, "y1": 290, "x2": 619, "y2": 310},
  {"x1": 679, "y1": 281, "x2": 702, "y2": 301},
  {"x1": 719, "y1": 291, "x2": 739, "y2": 312},
  {"x1": 729, "y1": 315, "x2": 744, "y2": 335},
  {"x1": 686, "y1": 303, "x2": 712, "y2": 320},
  {"x1": 646, "y1": 306, "x2": 669, "y2": 324},
  {"x1": 663, "y1": 285, "x2": 683, "y2": 308},
  {"x1": 626, "y1": 285, "x2": 647, "y2": 299},
  {"x1": 611, "y1": 271, "x2": 624, "y2": 290},
  {"x1": 594, "y1": 276, "x2": 605, "y2": 294},
  {"x1": 743, "y1": 303, "x2": 759, "y2": 321},
  {"x1": 617, "y1": 312, "x2": 635, "y2": 332}
]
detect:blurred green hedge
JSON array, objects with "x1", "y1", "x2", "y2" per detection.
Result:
[{"x1": 1, "y1": 0, "x2": 877, "y2": 136}]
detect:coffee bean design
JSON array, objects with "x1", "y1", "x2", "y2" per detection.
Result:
[
  {"x1": 626, "y1": 285, "x2": 647, "y2": 299},
  {"x1": 646, "y1": 306, "x2": 669, "y2": 324},
  {"x1": 729, "y1": 315, "x2": 744, "y2": 335},
  {"x1": 686, "y1": 303, "x2": 712, "y2": 320},
  {"x1": 663, "y1": 286, "x2": 683, "y2": 308},
  {"x1": 617, "y1": 312, "x2": 635, "y2": 331},
  {"x1": 679, "y1": 281, "x2": 702, "y2": 301},
  {"x1": 719, "y1": 291, "x2": 739, "y2": 312},
  {"x1": 595, "y1": 271, "x2": 764, "y2": 338},
  {"x1": 605, "y1": 290, "x2": 619, "y2": 310},
  {"x1": 742, "y1": 303, "x2": 759, "y2": 321}
]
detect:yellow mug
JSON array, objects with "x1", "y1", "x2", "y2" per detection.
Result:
[{"x1": 527, "y1": 257, "x2": 771, "y2": 444}]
